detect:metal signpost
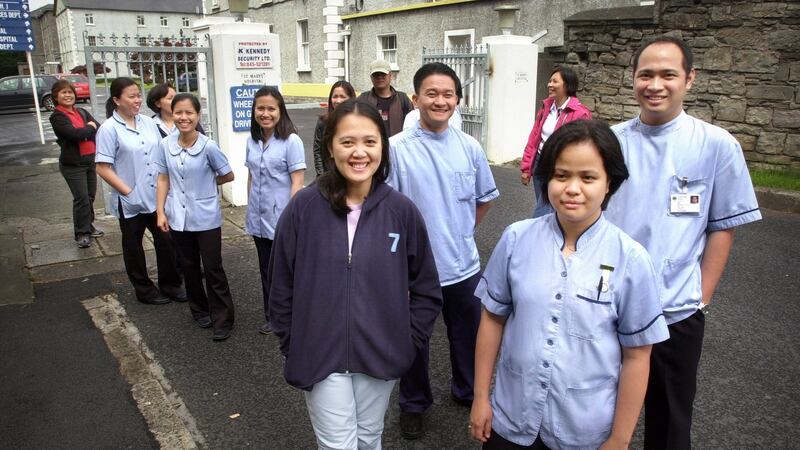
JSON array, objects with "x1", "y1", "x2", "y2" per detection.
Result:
[{"x1": 0, "y1": 0, "x2": 43, "y2": 143}]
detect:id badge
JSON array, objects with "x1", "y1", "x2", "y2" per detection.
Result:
[{"x1": 670, "y1": 193, "x2": 701, "y2": 214}]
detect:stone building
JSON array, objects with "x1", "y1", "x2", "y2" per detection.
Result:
[
  {"x1": 545, "y1": 0, "x2": 799, "y2": 170},
  {"x1": 203, "y1": 0, "x2": 643, "y2": 98},
  {"x1": 30, "y1": 4, "x2": 62, "y2": 74},
  {"x1": 54, "y1": 0, "x2": 205, "y2": 74}
]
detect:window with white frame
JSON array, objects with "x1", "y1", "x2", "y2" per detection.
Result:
[
  {"x1": 85, "y1": 13, "x2": 94, "y2": 26},
  {"x1": 137, "y1": 15, "x2": 145, "y2": 26},
  {"x1": 182, "y1": 17, "x2": 190, "y2": 27},
  {"x1": 378, "y1": 34, "x2": 397, "y2": 68},
  {"x1": 87, "y1": 35, "x2": 96, "y2": 46},
  {"x1": 444, "y1": 29, "x2": 474, "y2": 51},
  {"x1": 296, "y1": 19, "x2": 310, "y2": 71},
  {"x1": 138, "y1": 37, "x2": 148, "y2": 46},
  {"x1": 211, "y1": 0, "x2": 220, "y2": 10},
  {"x1": 160, "y1": 16, "x2": 168, "y2": 27}
]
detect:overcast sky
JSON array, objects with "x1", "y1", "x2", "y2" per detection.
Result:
[{"x1": 29, "y1": 0, "x2": 52, "y2": 10}]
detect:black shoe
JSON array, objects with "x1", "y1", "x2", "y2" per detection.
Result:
[
  {"x1": 451, "y1": 393, "x2": 473, "y2": 408},
  {"x1": 77, "y1": 234, "x2": 92, "y2": 248},
  {"x1": 258, "y1": 323, "x2": 271, "y2": 335},
  {"x1": 196, "y1": 316, "x2": 212, "y2": 328},
  {"x1": 212, "y1": 327, "x2": 232, "y2": 341},
  {"x1": 139, "y1": 294, "x2": 170, "y2": 305},
  {"x1": 399, "y1": 411, "x2": 424, "y2": 440},
  {"x1": 168, "y1": 292, "x2": 188, "y2": 303}
]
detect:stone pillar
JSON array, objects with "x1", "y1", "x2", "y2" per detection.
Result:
[
  {"x1": 323, "y1": 0, "x2": 345, "y2": 83},
  {"x1": 207, "y1": 21, "x2": 281, "y2": 206},
  {"x1": 481, "y1": 34, "x2": 538, "y2": 164}
]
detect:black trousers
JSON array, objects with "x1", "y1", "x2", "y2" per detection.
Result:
[
  {"x1": 483, "y1": 432, "x2": 549, "y2": 450},
  {"x1": 60, "y1": 163, "x2": 96, "y2": 238},
  {"x1": 253, "y1": 236, "x2": 272, "y2": 323},
  {"x1": 399, "y1": 271, "x2": 482, "y2": 413},
  {"x1": 118, "y1": 206, "x2": 182, "y2": 301},
  {"x1": 172, "y1": 228, "x2": 234, "y2": 331},
  {"x1": 644, "y1": 309, "x2": 706, "y2": 450}
]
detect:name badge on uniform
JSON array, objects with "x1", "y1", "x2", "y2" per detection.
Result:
[
  {"x1": 670, "y1": 176, "x2": 701, "y2": 214},
  {"x1": 670, "y1": 193, "x2": 701, "y2": 214}
]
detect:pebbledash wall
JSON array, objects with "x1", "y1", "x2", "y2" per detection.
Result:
[{"x1": 544, "y1": 1, "x2": 800, "y2": 171}]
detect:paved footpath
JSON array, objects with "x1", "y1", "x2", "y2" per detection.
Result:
[{"x1": 0, "y1": 108, "x2": 798, "y2": 449}]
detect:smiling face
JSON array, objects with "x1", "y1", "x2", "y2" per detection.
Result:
[
  {"x1": 158, "y1": 87, "x2": 176, "y2": 116},
  {"x1": 634, "y1": 42, "x2": 695, "y2": 126},
  {"x1": 331, "y1": 113, "x2": 382, "y2": 201},
  {"x1": 56, "y1": 87, "x2": 76, "y2": 108},
  {"x1": 254, "y1": 94, "x2": 280, "y2": 136},
  {"x1": 548, "y1": 140, "x2": 610, "y2": 233},
  {"x1": 414, "y1": 73, "x2": 458, "y2": 133},
  {"x1": 547, "y1": 71, "x2": 567, "y2": 102},
  {"x1": 172, "y1": 98, "x2": 199, "y2": 134},
  {"x1": 114, "y1": 84, "x2": 142, "y2": 118},
  {"x1": 330, "y1": 87, "x2": 351, "y2": 109}
]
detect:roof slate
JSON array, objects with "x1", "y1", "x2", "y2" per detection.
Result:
[{"x1": 59, "y1": 0, "x2": 203, "y2": 14}]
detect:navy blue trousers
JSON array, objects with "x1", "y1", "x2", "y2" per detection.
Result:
[
  {"x1": 117, "y1": 203, "x2": 182, "y2": 302},
  {"x1": 253, "y1": 236, "x2": 272, "y2": 323},
  {"x1": 399, "y1": 271, "x2": 482, "y2": 413},
  {"x1": 172, "y1": 228, "x2": 234, "y2": 331},
  {"x1": 644, "y1": 309, "x2": 705, "y2": 450}
]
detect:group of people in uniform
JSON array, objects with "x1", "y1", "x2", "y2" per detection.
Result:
[{"x1": 49, "y1": 34, "x2": 760, "y2": 450}]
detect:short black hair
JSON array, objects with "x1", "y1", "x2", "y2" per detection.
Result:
[
  {"x1": 249, "y1": 86, "x2": 297, "y2": 142},
  {"x1": 533, "y1": 120, "x2": 629, "y2": 210},
  {"x1": 317, "y1": 99, "x2": 391, "y2": 215},
  {"x1": 412, "y1": 62, "x2": 463, "y2": 100},
  {"x1": 51, "y1": 79, "x2": 76, "y2": 104},
  {"x1": 171, "y1": 92, "x2": 200, "y2": 113},
  {"x1": 551, "y1": 66, "x2": 579, "y2": 97},
  {"x1": 146, "y1": 83, "x2": 174, "y2": 115},
  {"x1": 633, "y1": 36, "x2": 694, "y2": 75}
]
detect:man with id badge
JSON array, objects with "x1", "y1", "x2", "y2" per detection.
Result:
[{"x1": 604, "y1": 36, "x2": 762, "y2": 449}]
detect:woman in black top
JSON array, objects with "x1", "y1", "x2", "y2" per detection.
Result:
[
  {"x1": 312, "y1": 81, "x2": 355, "y2": 176},
  {"x1": 49, "y1": 79, "x2": 103, "y2": 248}
]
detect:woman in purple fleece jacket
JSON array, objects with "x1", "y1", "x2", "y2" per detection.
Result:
[{"x1": 268, "y1": 99, "x2": 443, "y2": 449}]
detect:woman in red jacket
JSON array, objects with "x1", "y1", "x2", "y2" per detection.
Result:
[
  {"x1": 49, "y1": 79, "x2": 103, "y2": 248},
  {"x1": 520, "y1": 66, "x2": 591, "y2": 216}
]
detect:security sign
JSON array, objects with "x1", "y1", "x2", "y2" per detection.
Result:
[
  {"x1": 0, "y1": 0, "x2": 35, "y2": 52},
  {"x1": 230, "y1": 85, "x2": 259, "y2": 132}
]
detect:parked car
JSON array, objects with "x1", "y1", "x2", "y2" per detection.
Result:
[
  {"x1": 54, "y1": 73, "x2": 91, "y2": 102},
  {"x1": 177, "y1": 72, "x2": 198, "y2": 91},
  {"x1": 0, "y1": 75, "x2": 59, "y2": 111}
]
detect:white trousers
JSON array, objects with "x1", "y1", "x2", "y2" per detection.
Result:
[{"x1": 304, "y1": 373, "x2": 397, "y2": 450}]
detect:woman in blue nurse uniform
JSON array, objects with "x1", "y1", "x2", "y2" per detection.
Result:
[
  {"x1": 470, "y1": 120, "x2": 669, "y2": 450},
  {"x1": 95, "y1": 77, "x2": 184, "y2": 305},
  {"x1": 155, "y1": 93, "x2": 235, "y2": 341},
  {"x1": 244, "y1": 86, "x2": 306, "y2": 335}
]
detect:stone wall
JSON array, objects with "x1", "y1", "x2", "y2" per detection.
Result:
[{"x1": 544, "y1": 1, "x2": 800, "y2": 170}]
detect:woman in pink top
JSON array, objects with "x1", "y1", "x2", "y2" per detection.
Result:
[{"x1": 520, "y1": 66, "x2": 591, "y2": 215}]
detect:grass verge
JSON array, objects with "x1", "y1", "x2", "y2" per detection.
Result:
[{"x1": 750, "y1": 168, "x2": 800, "y2": 191}]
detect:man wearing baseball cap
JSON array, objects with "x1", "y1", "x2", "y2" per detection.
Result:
[{"x1": 357, "y1": 59, "x2": 414, "y2": 137}]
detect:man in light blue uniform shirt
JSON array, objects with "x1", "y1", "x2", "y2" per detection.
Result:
[
  {"x1": 605, "y1": 36, "x2": 762, "y2": 449},
  {"x1": 387, "y1": 62, "x2": 499, "y2": 439}
]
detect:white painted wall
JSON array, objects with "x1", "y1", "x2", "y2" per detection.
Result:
[
  {"x1": 481, "y1": 34, "x2": 538, "y2": 164},
  {"x1": 207, "y1": 22, "x2": 281, "y2": 206}
]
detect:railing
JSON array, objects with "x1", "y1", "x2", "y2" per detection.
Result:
[
  {"x1": 82, "y1": 32, "x2": 216, "y2": 138},
  {"x1": 423, "y1": 44, "x2": 489, "y2": 148}
]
